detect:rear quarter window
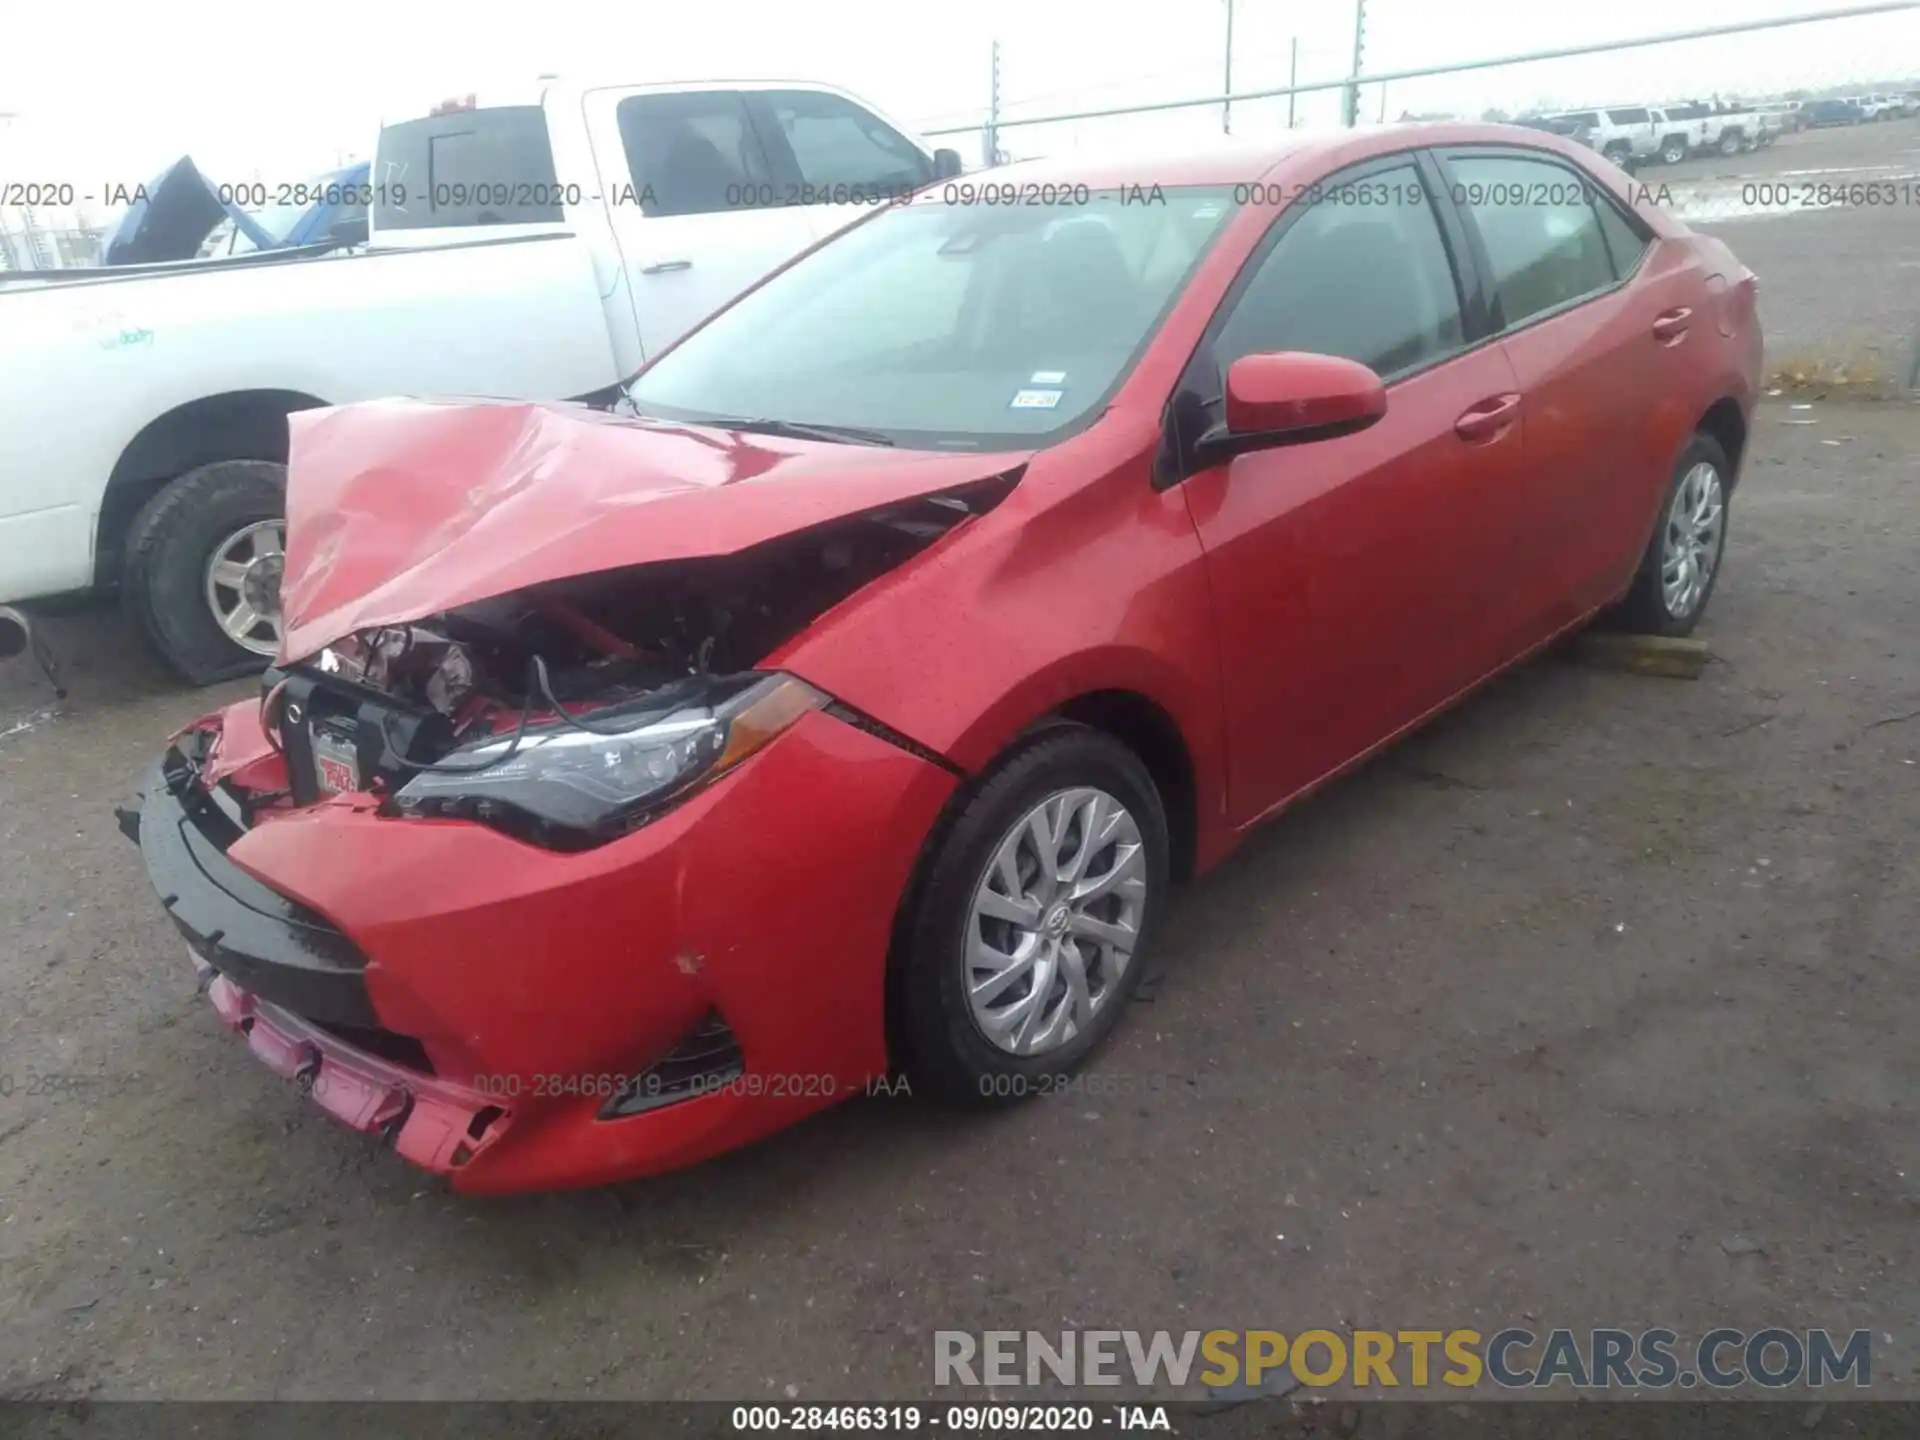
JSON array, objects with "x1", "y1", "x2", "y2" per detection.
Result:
[{"x1": 372, "y1": 106, "x2": 563, "y2": 231}]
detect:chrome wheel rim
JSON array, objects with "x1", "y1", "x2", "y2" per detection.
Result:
[
  {"x1": 1661, "y1": 461, "x2": 1724, "y2": 620},
  {"x1": 204, "y1": 519, "x2": 285, "y2": 655},
  {"x1": 965, "y1": 787, "x2": 1147, "y2": 1056}
]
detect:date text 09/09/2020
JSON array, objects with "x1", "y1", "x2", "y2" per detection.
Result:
[{"x1": 728, "y1": 1405, "x2": 1170, "y2": 1433}]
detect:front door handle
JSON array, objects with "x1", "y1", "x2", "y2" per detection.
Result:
[
  {"x1": 1454, "y1": 393, "x2": 1521, "y2": 443},
  {"x1": 640, "y1": 258, "x2": 693, "y2": 274},
  {"x1": 1652, "y1": 307, "x2": 1692, "y2": 342}
]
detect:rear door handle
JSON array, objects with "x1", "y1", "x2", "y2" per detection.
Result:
[
  {"x1": 1652, "y1": 307, "x2": 1693, "y2": 342},
  {"x1": 1454, "y1": 393, "x2": 1521, "y2": 443},
  {"x1": 640, "y1": 258, "x2": 693, "y2": 274}
]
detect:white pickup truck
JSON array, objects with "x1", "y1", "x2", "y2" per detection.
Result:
[
  {"x1": 1653, "y1": 102, "x2": 1773, "y2": 161},
  {"x1": 1536, "y1": 104, "x2": 1771, "y2": 169},
  {"x1": 0, "y1": 79, "x2": 962, "y2": 682}
]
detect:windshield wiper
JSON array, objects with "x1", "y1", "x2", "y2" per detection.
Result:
[{"x1": 711, "y1": 416, "x2": 896, "y2": 447}]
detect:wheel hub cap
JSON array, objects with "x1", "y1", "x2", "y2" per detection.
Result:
[
  {"x1": 964, "y1": 786, "x2": 1149, "y2": 1057},
  {"x1": 1660, "y1": 461, "x2": 1724, "y2": 621},
  {"x1": 204, "y1": 519, "x2": 287, "y2": 656}
]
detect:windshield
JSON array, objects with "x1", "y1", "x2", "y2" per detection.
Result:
[{"x1": 627, "y1": 186, "x2": 1238, "y2": 450}]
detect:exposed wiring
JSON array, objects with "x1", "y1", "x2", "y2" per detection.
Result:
[
  {"x1": 380, "y1": 656, "x2": 543, "y2": 775},
  {"x1": 380, "y1": 653, "x2": 700, "y2": 771},
  {"x1": 531, "y1": 655, "x2": 708, "y2": 738}
]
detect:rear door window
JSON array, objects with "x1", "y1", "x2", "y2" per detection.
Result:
[
  {"x1": 372, "y1": 106, "x2": 562, "y2": 230},
  {"x1": 1606, "y1": 107, "x2": 1650, "y2": 125},
  {"x1": 616, "y1": 91, "x2": 777, "y2": 218},
  {"x1": 1443, "y1": 151, "x2": 1619, "y2": 326},
  {"x1": 1593, "y1": 198, "x2": 1650, "y2": 279}
]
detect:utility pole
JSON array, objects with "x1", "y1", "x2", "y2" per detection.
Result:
[
  {"x1": 985, "y1": 40, "x2": 1002, "y2": 168},
  {"x1": 1288, "y1": 37, "x2": 1299, "y2": 127},
  {"x1": 1342, "y1": 0, "x2": 1368, "y2": 127},
  {"x1": 1223, "y1": 0, "x2": 1235, "y2": 135},
  {"x1": 0, "y1": 113, "x2": 20, "y2": 271}
]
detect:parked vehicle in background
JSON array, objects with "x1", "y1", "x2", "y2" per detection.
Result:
[
  {"x1": 1646, "y1": 106, "x2": 1712, "y2": 164},
  {"x1": 1803, "y1": 98, "x2": 1866, "y2": 127},
  {"x1": 1659, "y1": 102, "x2": 1767, "y2": 158},
  {"x1": 1539, "y1": 108, "x2": 1655, "y2": 166},
  {"x1": 0, "y1": 80, "x2": 962, "y2": 683},
  {"x1": 122, "y1": 121, "x2": 1762, "y2": 1193},
  {"x1": 1755, "y1": 100, "x2": 1805, "y2": 133},
  {"x1": 1851, "y1": 94, "x2": 1901, "y2": 120},
  {"x1": 1514, "y1": 114, "x2": 1596, "y2": 150}
]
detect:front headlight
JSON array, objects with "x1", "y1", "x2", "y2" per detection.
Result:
[{"x1": 393, "y1": 672, "x2": 828, "y2": 846}]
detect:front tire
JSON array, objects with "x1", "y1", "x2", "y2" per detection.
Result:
[
  {"x1": 1615, "y1": 433, "x2": 1731, "y2": 637},
  {"x1": 121, "y1": 460, "x2": 287, "y2": 685},
  {"x1": 894, "y1": 725, "x2": 1169, "y2": 1106}
]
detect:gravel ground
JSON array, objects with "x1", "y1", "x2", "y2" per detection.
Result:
[{"x1": 1, "y1": 396, "x2": 1915, "y2": 1405}]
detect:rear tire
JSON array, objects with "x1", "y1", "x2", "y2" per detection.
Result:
[
  {"x1": 894, "y1": 725, "x2": 1169, "y2": 1107},
  {"x1": 121, "y1": 460, "x2": 287, "y2": 685},
  {"x1": 1613, "y1": 434, "x2": 1731, "y2": 638},
  {"x1": 1660, "y1": 137, "x2": 1688, "y2": 165},
  {"x1": 1718, "y1": 130, "x2": 1742, "y2": 156}
]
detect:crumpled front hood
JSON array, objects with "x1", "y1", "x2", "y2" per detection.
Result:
[{"x1": 279, "y1": 399, "x2": 1031, "y2": 662}]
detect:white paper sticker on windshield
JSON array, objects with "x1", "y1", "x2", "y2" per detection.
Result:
[
  {"x1": 1030, "y1": 370, "x2": 1068, "y2": 385},
  {"x1": 1010, "y1": 389, "x2": 1064, "y2": 410}
]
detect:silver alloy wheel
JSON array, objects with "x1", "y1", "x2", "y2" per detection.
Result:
[
  {"x1": 1661, "y1": 460, "x2": 1725, "y2": 620},
  {"x1": 965, "y1": 787, "x2": 1147, "y2": 1056},
  {"x1": 203, "y1": 518, "x2": 285, "y2": 656}
]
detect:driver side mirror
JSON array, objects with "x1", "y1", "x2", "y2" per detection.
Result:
[
  {"x1": 932, "y1": 147, "x2": 965, "y2": 180},
  {"x1": 1199, "y1": 352, "x2": 1387, "y2": 464}
]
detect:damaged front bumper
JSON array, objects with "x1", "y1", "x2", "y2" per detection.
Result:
[
  {"x1": 124, "y1": 744, "x2": 511, "y2": 1171},
  {"x1": 198, "y1": 958, "x2": 512, "y2": 1172},
  {"x1": 122, "y1": 702, "x2": 958, "y2": 1192}
]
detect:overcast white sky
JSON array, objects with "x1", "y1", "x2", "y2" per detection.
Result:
[{"x1": 3, "y1": 0, "x2": 1918, "y2": 219}]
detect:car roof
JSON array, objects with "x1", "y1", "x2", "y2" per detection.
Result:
[{"x1": 968, "y1": 121, "x2": 1605, "y2": 190}]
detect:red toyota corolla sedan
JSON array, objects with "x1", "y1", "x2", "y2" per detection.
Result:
[{"x1": 123, "y1": 124, "x2": 1759, "y2": 1192}]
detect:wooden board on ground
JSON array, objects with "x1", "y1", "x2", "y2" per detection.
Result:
[{"x1": 1566, "y1": 632, "x2": 1711, "y2": 679}]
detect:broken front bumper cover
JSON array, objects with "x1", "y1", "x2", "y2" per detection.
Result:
[
  {"x1": 123, "y1": 745, "x2": 511, "y2": 1173},
  {"x1": 195, "y1": 956, "x2": 510, "y2": 1172},
  {"x1": 119, "y1": 703, "x2": 960, "y2": 1192},
  {"x1": 122, "y1": 747, "x2": 375, "y2": 1026}
]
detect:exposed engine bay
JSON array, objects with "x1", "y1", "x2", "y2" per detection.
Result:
[{"x1": 261, "y1": 483, "x2": 1010, "y2": 832}]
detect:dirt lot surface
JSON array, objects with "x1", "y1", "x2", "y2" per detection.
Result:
[{"x1": 1, "y1": 395, "x2": 1914, "y2": 1404}]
